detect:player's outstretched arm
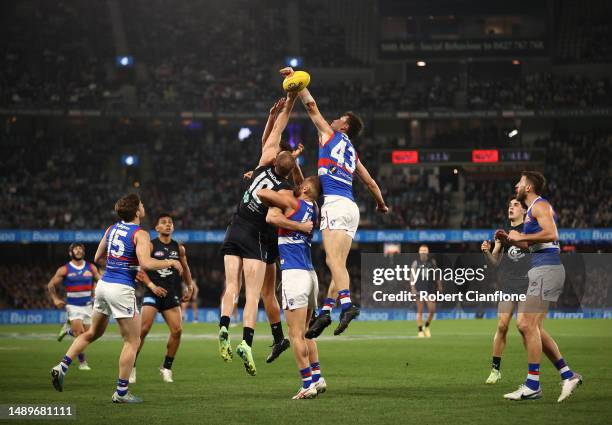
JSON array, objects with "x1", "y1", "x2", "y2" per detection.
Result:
[
  {"x1": 291, "y1": 144, "x2": 305, "y2": 186},
  {"x1": 509, "y1": 202, "x2": 558, "y2": 245},
  {"x1": 135, "y1": 231, "x2": 183, "y2": 274},
  {"x1": 279, "y1": 67, "x2": 334, "y2": 143},
  {"x1": 266, "y1": 206, "x2": 314, "y2": 234},
  {"x1": 259, "y1": 93, "x2": 298, "y2": 167},
  {"x1": 355, "y1": 159, "x2": 389, "y2": 213},
  {"x1": 299, "y1": 88, "x2": 334, "y2": 144},
  {"x1": 47, "y1": 266, "x2": 67, "y2": 309},
  {"x1": 179, "y1": 244, "x2": 195, "y2": 302},
  {"x1": 261, "y1": 98, "x2": 286, "y2": 148}
]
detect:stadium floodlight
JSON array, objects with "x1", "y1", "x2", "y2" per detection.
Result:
[
  {"x1": 416, "y1": 60, "x2": 426, "y2": 67},
  {"x1": 286, "y1": 57, "x2": 303, "y2": 68},
  {"x1": 116, "y1": 55, "x2": 134, "y2": 68},
  {"x1": 238, "y1": 127, "x2": 252, "y2": 141},
  {"x1": 121, "y1": 155, "x2": 139, "y2": 166},
  {"x1": 508, "y1": 129, "x2": 519, "y2": 138}
]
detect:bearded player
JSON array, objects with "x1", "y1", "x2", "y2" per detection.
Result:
[
  {"x1": 497, "y1": 171, "x2": 582, "y2": 402},
  {"x1": 48, "y1": 243, "x2": 102, "y2": 370},
  {"x1": 280, "y1": 67, "x2": 388, "y2": 337}
]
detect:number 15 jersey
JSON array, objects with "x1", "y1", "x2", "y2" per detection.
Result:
[
  {"x1": 102, "y1": 221, "x2": 141, "y2": 287},
  {"x1": 318, "y1": 132, "x2": 358, "y2": 201}
]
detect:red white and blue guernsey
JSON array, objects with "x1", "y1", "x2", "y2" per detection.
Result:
[
  {"x1": 64, "y1": 262, "x2": 95, "y2": 306},
  {"x1": 524, "y1": 197, "x2": 561, "y2": 268},
  {"x1": 102, "y1": 221, "x2": 141, "y2": 287},
  {"x1": 278, "y1": 199, "x2": 317, "y2": 271},
  {"x1": 318, "y1": 132, "x2": 358, "y2": 201}
]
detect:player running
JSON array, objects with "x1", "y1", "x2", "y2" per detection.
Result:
[
  {"x1": 410, "y1": 245, "x2": 442, "y2": 338},
  {"x1": 219, "y1": 92, "x2": 310, "y2": 375},
  {"x1": 481, "y1": 198, "x2": 529, "y2": 384},
  {"x1": 279, "y1": 67, "x2": 388, "y2": 337},
  {"x1": 132, "y1": 213, "x2": 195, "y2": 384},
  {"x1": 497, "y1": 171, "x2": 582, "y2": 402},
  {"x1": 48, "y1": 242, "x2": 101, "y2": 370},
  {"x1": 258, "y1": 175, "x2": 327, "y2": 399},
  {"x1": 50, "y1": 194, "x2": 183, "y2": 403}
]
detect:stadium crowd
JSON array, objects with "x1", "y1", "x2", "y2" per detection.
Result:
[{"x1": 3, "y1": 1, "x2": 612, "y2": 112}]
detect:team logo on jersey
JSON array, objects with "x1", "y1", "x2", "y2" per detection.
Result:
[
  {"x1": 83, "y1": 271, "x2": 93, "y2": 277},
  {"x1": 154, "y1": 251, "x2": 165, "y2": 258},
  {"x1": 507, "y1": 246, "x2": 526, "y2": 262}
]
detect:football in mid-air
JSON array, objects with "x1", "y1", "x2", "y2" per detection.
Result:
[{"x1": 282, "y1": 70, "x2": 310, "y2": 92}]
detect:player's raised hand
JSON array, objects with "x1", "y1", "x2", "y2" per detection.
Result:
[
  {"x1": 279, "y1": 67, "x2": 294, "y2": 78},
  {"x1": 481, "y1": 240, "x2": 491, "y2": 252},
  {"x1": 270, "y1": 97, "x2": 286, "y2": 116},
  {"x1": 377, "y1": 203, "x2": 389, "y2": 214},
  {"x1": 291, "y1": 143, "x2": 305, "y2": 158},
  {"x1": 169, "y1": 259, "x2": 183, "y2": 275},
  {"x1": 53, "y1": 299, "x2": 66, "y2": 309},
  {"x1": 297, "y1": 220, "x2": 314, "y2": 234}
]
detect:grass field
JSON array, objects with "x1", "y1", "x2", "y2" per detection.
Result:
[{"x1": 0, "y1": 319, "x2": 610, "y2": 425}]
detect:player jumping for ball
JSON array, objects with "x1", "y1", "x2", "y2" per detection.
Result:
[
  {"x1": 48, "y1": 242, "x2": 102, "y2": 370},
  {"x1": 258, "y1": 175, "x2": 327, "y2": 399},
  {"x1": 497, "y1": 171, "x2": 582, "y2": 402},
  {"x1": 280, "y1": 67, "x2": 388, "y2": 337},
  {"x1": 219, "y1": 92, "x2": 311, "y2": 376}
]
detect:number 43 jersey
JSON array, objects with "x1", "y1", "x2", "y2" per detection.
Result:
[
  {"x1": 102, "y1": 221, "x2": 141, "y2": 287},
  {"x1": 237, "y1": 165, "x2": 292, "y2": 234},
  {"x1": 318, "y1": 132, "x2": 358, "y2": 201}
]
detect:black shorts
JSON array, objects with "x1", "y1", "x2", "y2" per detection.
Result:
[
  {"x1": 142, "y1": 285, "x2": 181, "y2": 312},
  {"x1": 220, "y1": 215, "x2": 278, "y2": 264}
]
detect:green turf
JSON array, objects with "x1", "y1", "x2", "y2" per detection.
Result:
[{"x1": 0, "y1": 319, "x2": 610, "y2": 425}]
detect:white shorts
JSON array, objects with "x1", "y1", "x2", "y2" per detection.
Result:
[
  {"x1": 526, "y1": 265, "x2": 566, "y2": 302},
  {"x1": 66, "y1": 304, "x2": 93, "y2": 325},
  {"x1": 320, "y1": 195, "x2": 360, "y2": 239},
  {"x1": 93, "y1": 280, "x2": 139, "y2": 319},
  {"x1": 281, "y1": 269, "x2": 318, "y2": 311}
]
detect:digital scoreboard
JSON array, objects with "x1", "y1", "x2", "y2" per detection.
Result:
[{"x1": 391, "y1": 149, "x2": 544, "y2": 165}]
